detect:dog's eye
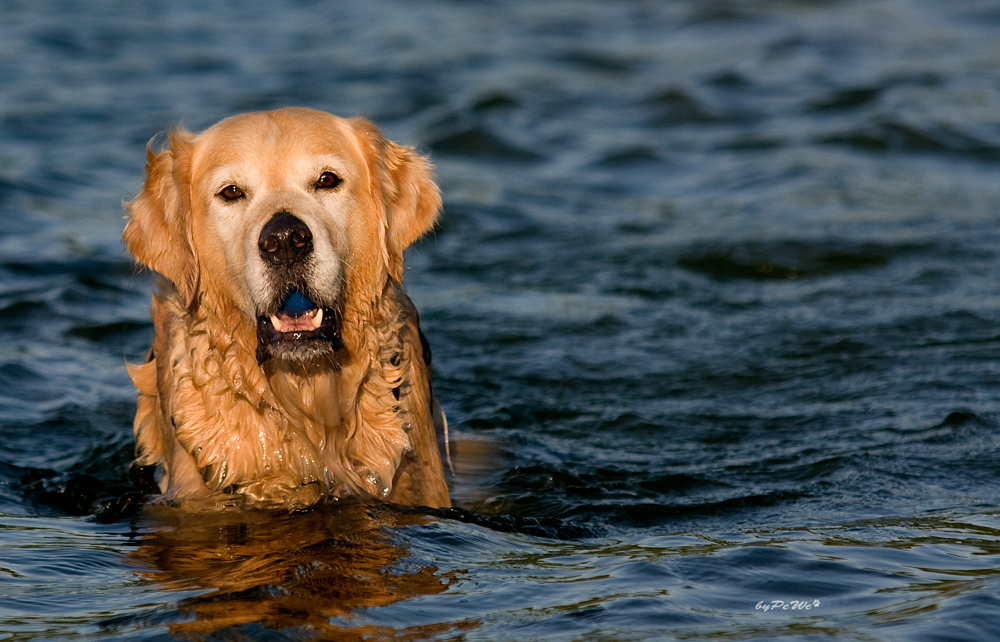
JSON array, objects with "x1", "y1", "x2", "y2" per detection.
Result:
[
  {"x1": 219, "y1": 185, "x2": 244, "y2": 201},
  {"x1": 316, "y1": 171, "x2": 341, "y2": 190}
]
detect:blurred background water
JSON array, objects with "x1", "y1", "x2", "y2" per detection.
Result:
[{"x1": 4, "y1": 0, "x2": 1000, "y2": 640}]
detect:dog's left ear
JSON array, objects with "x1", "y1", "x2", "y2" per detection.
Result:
[{"x1": 350, "y1": 118, "x2": 441, "y2": 282}]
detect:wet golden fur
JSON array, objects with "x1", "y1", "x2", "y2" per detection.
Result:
[{"x1": 123, "y1": 108, "x2": 450, "y2": 510}]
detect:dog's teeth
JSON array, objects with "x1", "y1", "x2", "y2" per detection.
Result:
[
  {"x1": 313, "y1": 308, "x2": 323, "y2": 327},
  {"x1": 269, "y1": 314, "x2": 282, "y2": 329}
]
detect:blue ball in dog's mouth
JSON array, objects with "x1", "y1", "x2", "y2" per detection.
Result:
[
  {"x1": 279, "y1": 290, "x2": 317, "y2": 317},
  {"x1": 256, "y1": 290, "x2": 344, "y2": 365}
]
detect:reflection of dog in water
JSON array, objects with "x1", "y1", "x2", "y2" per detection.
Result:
[
  {"x1": 131, "y1": 503, "x2": 467, "y2": 638},
  {"x1": 123, "y1": 108, "x2": 450, "y2": 510}
]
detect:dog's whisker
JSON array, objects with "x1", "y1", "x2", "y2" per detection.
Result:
[{"x1": 339, "y1": 258, "x2": 361, "y2": 280}]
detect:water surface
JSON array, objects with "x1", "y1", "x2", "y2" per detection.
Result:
[{"x1": 4, "y1": 0, "x2": 1000, "y2": 640}]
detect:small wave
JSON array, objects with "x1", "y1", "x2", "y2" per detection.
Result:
[
  {"x1": 428, "y1": 126, "x2": 543, "y2": 161},
  {"x1": 470, "y1": 91, "x2": 519, "y2": 113},
  {"x1": 10, "y1": 461, "x2": 134, "y2": 518},
  {"x1": 817, "y1": 118, "x2": 1000, "y2": 160},
  {"x1": 591, "y1": 146, "x2": 665, "y2": 168},
  {"x1": 643, "y1": 85, "x2": 756, "y2": 128},
  {"x1": 556, "y1": 50, "x2": 638, "y2": 75},
  {"x1": 416, "y1": 505, "x2": 597, "y2": 540},
  {"x1": 806, "y1": 86, "x2": 882, "y2": 113},
  {"x1": 1, "y1": 400, "x2": 135, "y2": 517},
  {"x1": 0, "y1": 362, "x2": 54, "y2": 404},
  {"x1": 67, "y1": 320, "x2": 150, "y2": 343},
  {"x1": 678, "y1": 240, "x2": 904, "y2": 281},
  {"x1": 560, "y1": 490, "x2": 808, "y2": 528}
]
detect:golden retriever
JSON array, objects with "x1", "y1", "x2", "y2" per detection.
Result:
[{"x1": 123, "y1": 107, "x2": 450, "y2": 510}]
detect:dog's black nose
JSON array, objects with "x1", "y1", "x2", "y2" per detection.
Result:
[{"x1": 258, "y1": 212, "x2": 313, "y2": 266}]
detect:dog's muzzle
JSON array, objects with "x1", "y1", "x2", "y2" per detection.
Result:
[{"x1": 254, "y1": 212, "x2": 344, "y2": 365}]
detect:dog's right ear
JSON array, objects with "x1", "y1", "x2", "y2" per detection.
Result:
[{"x1": 123, "y1": 128, "x2": 199, "y2": 305}]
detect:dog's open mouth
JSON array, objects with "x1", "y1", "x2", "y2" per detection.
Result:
[{"x1": 256, "y1": 289, "x2": 344, "y2": 364}]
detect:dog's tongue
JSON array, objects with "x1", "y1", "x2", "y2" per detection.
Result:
[{"x1": 271, "y1": 291, "x2": 322, "y2": 333}]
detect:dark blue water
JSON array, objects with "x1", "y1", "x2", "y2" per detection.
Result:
[{"x1": 5, "y1": 0, "x2": 1000, "y2": 639}]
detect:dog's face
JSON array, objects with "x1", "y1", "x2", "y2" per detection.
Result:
[
  {"x1": 124, "y1": 108, "x2": 441, "y2": 364},
  {"x1": 192, "y1": 112, "x2": 364, "y2": 363}
]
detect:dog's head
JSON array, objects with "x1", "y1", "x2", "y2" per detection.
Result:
[{"x1": 124, "y1": 108, "x2": 441, "y2": 364}]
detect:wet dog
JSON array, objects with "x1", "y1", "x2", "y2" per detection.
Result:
[{"x1": 123, "y1": 108, "x2": 450, "y2": 510}]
